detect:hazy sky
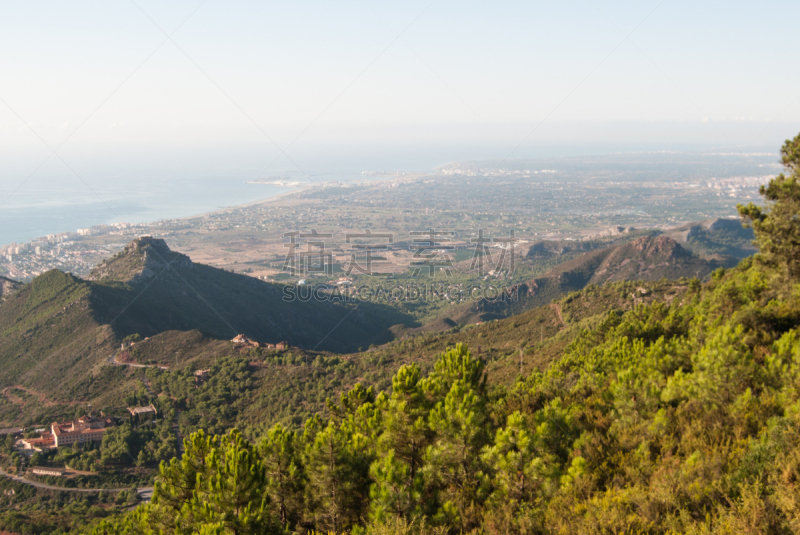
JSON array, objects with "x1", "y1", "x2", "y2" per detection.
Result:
[{"x1": 1, "y1": 0, "x2": 800, "y2": 174}]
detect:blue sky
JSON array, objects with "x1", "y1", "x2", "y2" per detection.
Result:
[{"x1": 1, "y1": 0, "x2": 799, "y2": 174}]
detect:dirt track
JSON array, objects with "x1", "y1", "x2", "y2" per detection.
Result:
[{"x1": 551, "y1": 303, "x2": 566, "y2": 327}]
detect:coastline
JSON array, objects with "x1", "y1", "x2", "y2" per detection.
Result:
[
  {"x1": 0, "y1": 184, "x2": 312, "y2": 251},
  {"x1": 166, "y1": 173, "x2": 418, "y2": 223},
  {"x1": 0, "y1": 172, "x2": 425, "y2": 281},
  {"x1": 0, "y1": 168, "x2": 425, "y2": 251},
  {"x1": 167, "y1": 183, "x2": 312, "y2": 222},
  {"x1": 0, "y1": 184, "x2": 313, "y2": 280}
]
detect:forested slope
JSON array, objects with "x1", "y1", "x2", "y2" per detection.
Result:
[{"x1": 85, "y1": 135, "x2": 800, "y2": 534}]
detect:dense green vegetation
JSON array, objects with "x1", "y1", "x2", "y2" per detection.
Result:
[
  {"x1": 83, "y1": 138, "x2": 800, "y2": 534},
  {"x1": 0, "y1": 140, "x2": 789, "y2": 534},
  {"x1": 121, "y1": 278, "x2": 680, "y2": 437},
  {"x1": 149, "y1": 357, "x2": 254, "y2": 437},
  {"x1": 0, "y1": 473, "x2": 139, "y2": 535}
]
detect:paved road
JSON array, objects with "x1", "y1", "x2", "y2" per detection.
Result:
[{"x1": 0, "y1": 467, "x2": 153, "y2": 500}]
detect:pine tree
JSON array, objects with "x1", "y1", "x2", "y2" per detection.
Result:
[
  {"x1": 739, "y1": 135, "x2": 800, "y2": 279},
  {"x1": 259, "y1": 424, "x2": 305, "y2": 529},
  {"x1": 148, "y1": 429, "x2": 218, "y2": 532},
  {"x1": 421, "y1": 343, "x2": 487, "y2": 401},
  {"x1": 422, "y1": 345, "x2": 491, "y2": 532},
  {"x1": 303, "y1": 383, "x2": 381, "y2": 532},
  {"x1": 483, "y1": 411, "x2": 547, "y2": 505},
  {"x1": 150, "y1": 430, "x2": 279, "y2": 534},
  {"x1": 370, "y1": 364, "x2": 432, "y2": 522},
  {"x1": 304, "y1": 421, "x2": 366, "y2": 532},
  {"x1": 326, "y1": 383, "x2": 375, "y2": 424},
  {"x1": 190, "y1": 430, "x2": 275, "y2": 534},
  {"x1": 480, "y1": 411, "x2": 553, "y2": 534}
]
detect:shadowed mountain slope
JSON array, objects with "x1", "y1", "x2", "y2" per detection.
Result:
[
  {"x1": 662, "y1": 217, "x2": 756, "y2": 260},
  {"x1": 86, "y1": 237, "x2": 412, "y2": 351}
]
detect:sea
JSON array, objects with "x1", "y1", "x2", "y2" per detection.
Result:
[
  {"x1": 0, "y1": 141, "x2": 495, "y2": 248},
  {"x1": 0, "y1": 169, "x2": 381, "y2": 248}
]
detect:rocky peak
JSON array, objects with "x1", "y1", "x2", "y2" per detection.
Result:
[
  {"x1": 88, "y1": 236, "x2": 192, "y2": 284},
  {"x1": 124, "y1": 236, "x2": 172, "y2": 254},
  {"x1": 624, "y1": 236, "x2": 692, "y2": 259}
]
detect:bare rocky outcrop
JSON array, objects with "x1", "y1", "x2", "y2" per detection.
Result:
[
  {"x1": 88, "y1": 237, "x2": 193, "y2": 284},
  {"x1": 0, "y1": 276, "x2": 22, "y2": 302}
]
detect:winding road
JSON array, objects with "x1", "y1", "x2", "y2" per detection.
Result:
[
  {"x1": 0, "y1": 466, "x2": 153, "y2": 501},
  {"x1": 0, "y1": 349, "x2": 184, "y2": 503}
]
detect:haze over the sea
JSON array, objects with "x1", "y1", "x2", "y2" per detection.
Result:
[{"x1": 0, "y1": 125, "x2": 793, "y2": 248}]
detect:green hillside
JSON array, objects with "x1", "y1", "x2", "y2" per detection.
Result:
[
  {"x1": 133, "y1": 278, "x2": 684, "y2": 429},
  {"x1": 0, "y1": 270, "x2": 140, "y2": 426},
  {"x1": 0, "y1": 229, "x2": 724, "y2": 429},
  {"x1": 83, "y1": 135, "x2": 800, "y2": 535},
  {"x1": 0, "y1": 235, "x2": 693, "y2": 428},
  {"x1": 663, "y1": 217, "x2": 756, "y2": 261},
  {"x1": 0, "y1": 271, "x2": 115, "y2": 397}
]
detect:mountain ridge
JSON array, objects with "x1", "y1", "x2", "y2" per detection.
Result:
[{"x1": 439, "y1": 234, "x2": 720, "y2": 326}]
